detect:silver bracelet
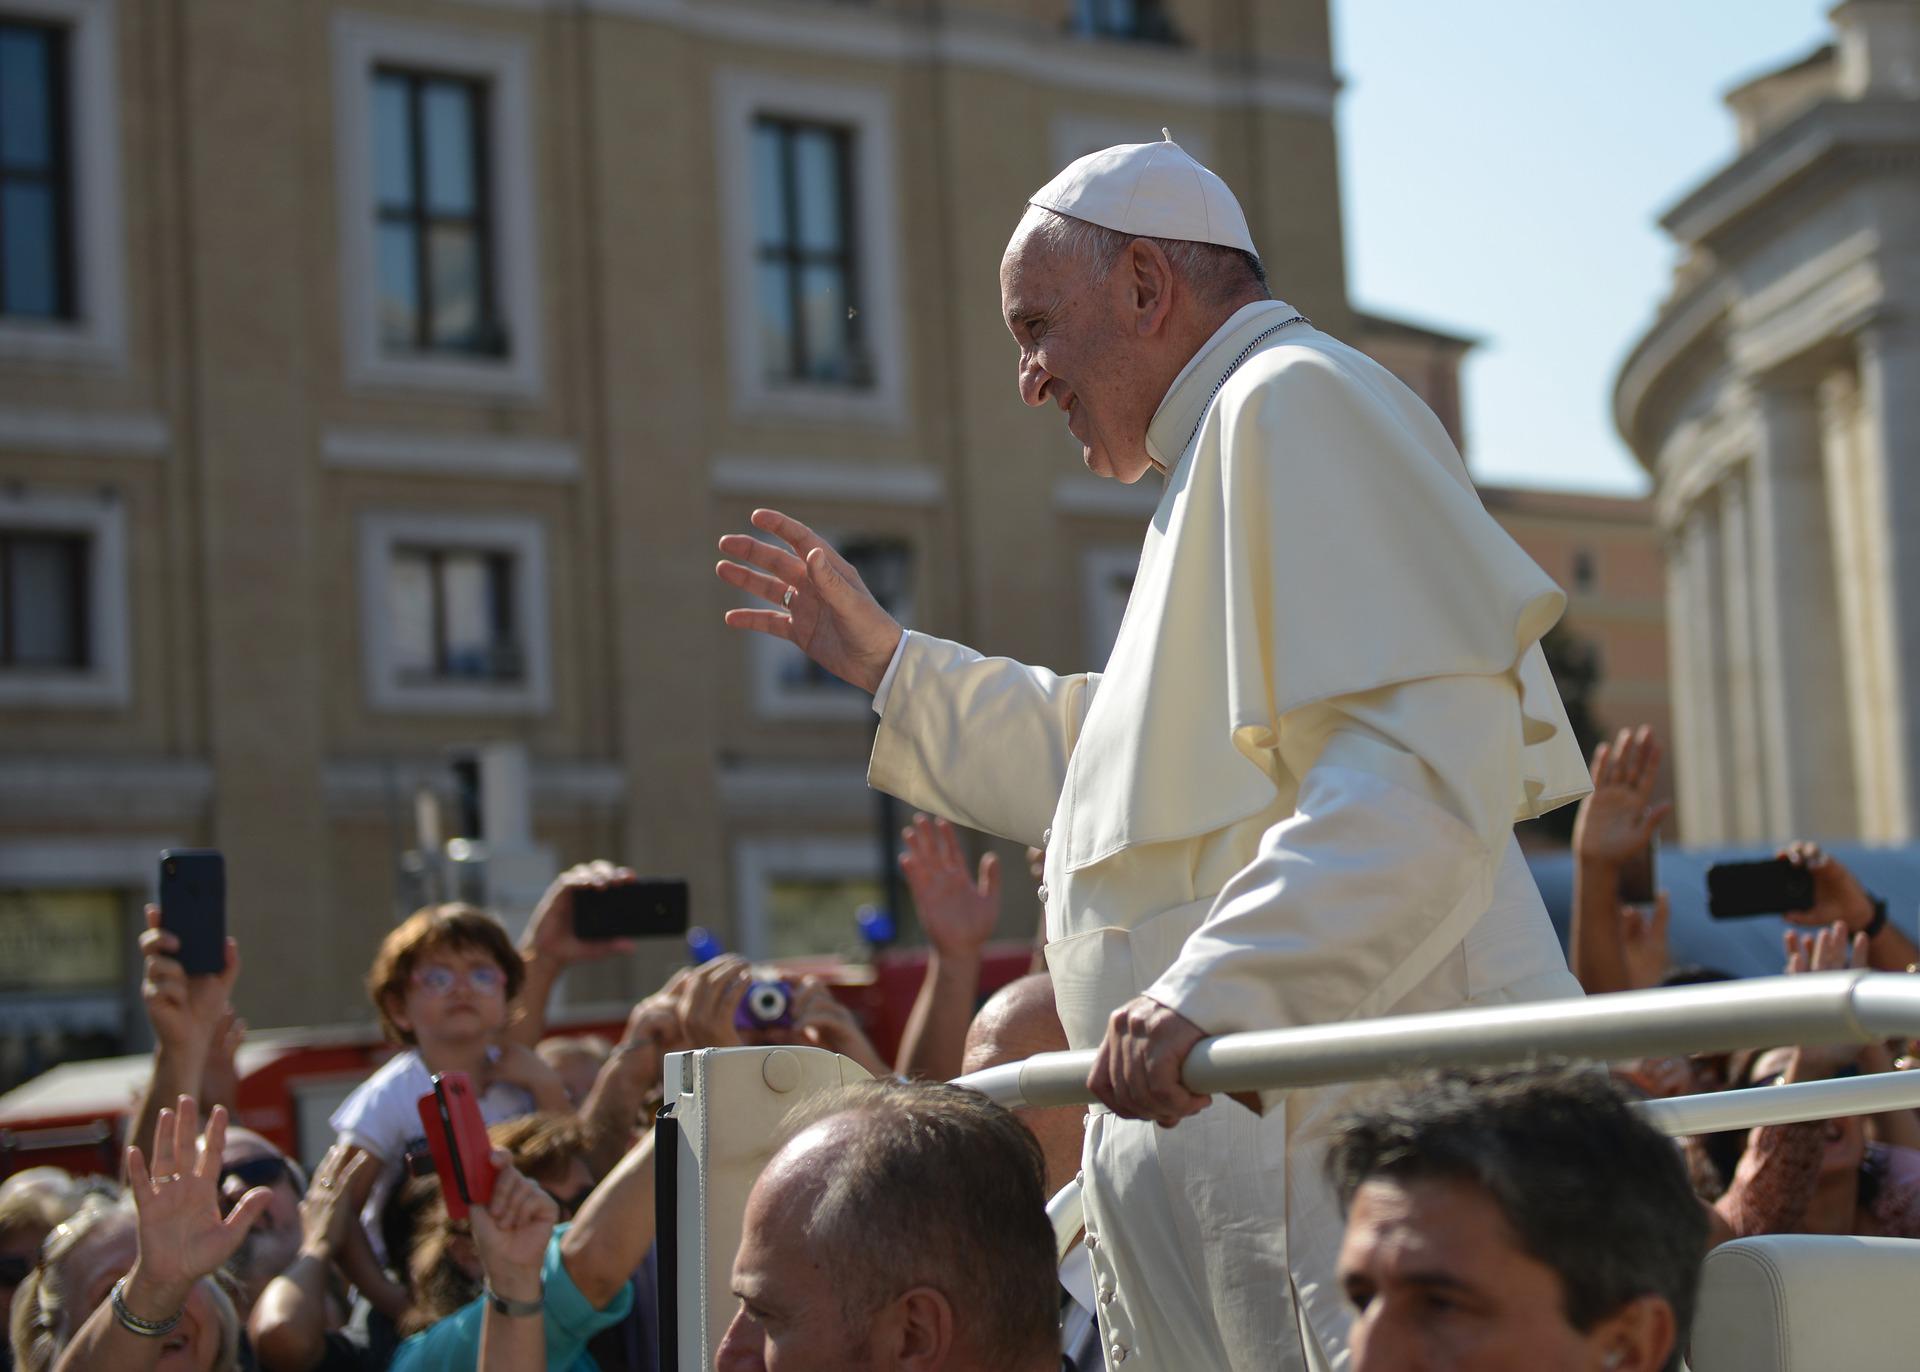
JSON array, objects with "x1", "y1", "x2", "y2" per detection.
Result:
[
  {"x1": 485, "y1": 1281, "x2": 544, "y2": 1318},
  {"x1": 110, "y1": 1277, "x2": 184, "y2": 1338}
]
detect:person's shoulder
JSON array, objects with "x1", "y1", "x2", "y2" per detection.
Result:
[
  {"x1": 329, "y1": 1049, "x2": 429, "y2": 1134},
  {"x1": 390, "y1": 1297, "x2": 484, "y2": 1372}
]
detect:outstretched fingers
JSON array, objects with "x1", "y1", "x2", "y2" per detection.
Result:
[
  {"x1": 715, "y1": 557, "x2": 795, "y2": 608},
  {"x1": 716, "y1": 532, "x2": 808, "y2": 586}
]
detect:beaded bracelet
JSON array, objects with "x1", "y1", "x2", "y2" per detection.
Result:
[{"x1": 109, "y1": 1277, "x2": 184, "y2": 1339}]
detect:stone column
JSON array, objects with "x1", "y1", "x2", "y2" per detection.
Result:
[
  {"x1": 1748, "y1": 386, "x2": 1858, "y2": 839},
  {"x1": 1719, "y1": 470, "x2": 1770, "y2": 842},
  {"x1": 1663, "y1": 523, "x2": 1706, "y2": 841},
  {"x1": 1855, "y1": 320, "x2": 1920, "y2": 838},
  {"x1": 1679, "y1": 498, "x2": 1732, "y2": 842},
  {"x1": 1819, "y1": 365, "x2": 1901, "y2": 839}
]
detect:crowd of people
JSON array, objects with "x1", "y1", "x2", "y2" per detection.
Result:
[{"x1": 0, "y1": 728, "x2": 1915, "y2": 1372}]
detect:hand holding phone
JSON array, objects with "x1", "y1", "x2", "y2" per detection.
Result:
[
  {"x1": 572, "y1": 879, "x2": 690, "y2": 942},
  {"x1": 415, "y1": 1071, "x2": 497, "y2": 1221},
  {"x1": 1707, "y1": 858, "x2": 1816, "y2": 920},
  {"x1": 157, "y1": 849, "x2": 227, "y2": 977}
]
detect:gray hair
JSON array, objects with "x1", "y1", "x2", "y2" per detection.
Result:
[
  {"x1": 1015, "y1": 203, "x2": 1270, "y2": 302},
  {"x1": 1326, "y1": 1065, "x2": 1706, "y2": 1372},
  {"x1": 771, "y1": 1080, "x2": 1059, "y2": 1368}
]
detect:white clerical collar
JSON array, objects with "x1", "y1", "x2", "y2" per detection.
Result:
[{"x1": 1144, "y1": 299, "x2": 1302, "y2": 473}]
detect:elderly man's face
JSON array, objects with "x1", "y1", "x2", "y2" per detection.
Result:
[
  {"x1": 1338, "y1": 1177, "x2": 1659, "y2": 1372},
  {"x1": 716, "y1": 1150, "x2": 874, "y2": 1372},
  {"x1": 1000, "y1": 231, "x2": 1158, "y2": 485}
]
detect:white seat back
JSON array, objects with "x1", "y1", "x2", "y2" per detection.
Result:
[{"x1": 1689, "y1": 1234, "x2": 1920, "y2": 1372}]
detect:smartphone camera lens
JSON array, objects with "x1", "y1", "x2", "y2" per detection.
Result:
[{"x1": 164, "y1": 860, "x2": 176, "y2": 876}]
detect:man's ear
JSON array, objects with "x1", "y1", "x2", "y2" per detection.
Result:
[
  {"x1": 1587, "y1": 1295, "x2": 1677, "y2": 1372},
  {"x1": 1125, "y1": 237, "x2": 1176, "y2": 336},
  {"x1": 887, "y1": 1285, "x2": 955, "y2": 1370}
]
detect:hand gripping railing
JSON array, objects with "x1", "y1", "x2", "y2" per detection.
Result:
[
  {"x1": 955, "y1": 970, "x2": 1920, "y2": 1109},
  {"x1": 965, "y1": 971, "x2": 1920, "y2": 1262}
]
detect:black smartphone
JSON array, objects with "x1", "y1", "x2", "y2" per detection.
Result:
[
  {"x1": 157, "y1": 849, "x2": 227, "y2": 975},
  {"x1": 1706, "y1": 858, "x2": 1815, "y2": 920},
  {"x1": 1618, "y1": 833, "x2": 1658, "y2": 905},
  {"x1": 573, "y1": 879, "x2": 689, "y2": 941}
]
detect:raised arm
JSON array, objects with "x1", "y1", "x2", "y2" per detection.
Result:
[
  {"x1": 1570, "y1": 727, "x2": 1673, "y2": 995},
  {"x1": 128, "y1": 905, "x2": 241, "y2": 1168},
  {"x1": 250, "y1": 1146, "x2": 371, "y2": 1372},
  {"x1": 557, "y1": 1127, "x2": 657, "y2": 1310},
  {"x1": 894, "y1": 815, "x2": 999, "y2": 1080}
]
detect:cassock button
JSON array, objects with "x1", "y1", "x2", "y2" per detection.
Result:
[
  {"x1": 1042, "y1": 827, "x2": 1052, "y2": 845},
  {"x1": 1111, "y1": 1343, "x2": 1129, "y2": 1364},
  {"x1": 1037, "y1": 885, "x2": 1050, "y2": 903},
  {"x1": 1084, "y1": 1233, "x2": 1098, "y2": 1250},
  {"x1": 1098, "y1": 1285, "x2": 1115, "y2": 1306}
]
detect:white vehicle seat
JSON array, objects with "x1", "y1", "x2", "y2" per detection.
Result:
[{"x1": 1688, "y1": 1234, "x2": 1920, "y2": 1372}]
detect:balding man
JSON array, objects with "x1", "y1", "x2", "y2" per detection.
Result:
[
  {"x1": 716, "y1": 1080, "x2": 1060, "y2": 1372},
  {"x1": 718, "y1": 137, "x2": 1590, "y2": 1369}
]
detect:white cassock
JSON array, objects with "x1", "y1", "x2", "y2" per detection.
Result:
[{"x1": 868, "y1": 299, "x2": 1594, "y2": 1371}]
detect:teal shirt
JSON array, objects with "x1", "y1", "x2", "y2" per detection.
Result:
[{"x1": 390, "y1": 1223, "x2": 633, "y2": 1372}]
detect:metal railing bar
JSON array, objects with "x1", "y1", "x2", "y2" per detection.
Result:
[
  {"x1": 957, "y1": 972, "x2": 1913, "y2": 1109},
  {"x1": 1637, "y1": 1069, "x2": 1920, "y2": 1137}
]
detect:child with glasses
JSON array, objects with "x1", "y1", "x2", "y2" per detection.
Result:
[{"x1": 324, "y1": 905, "x2": 568, "y2": 1327}]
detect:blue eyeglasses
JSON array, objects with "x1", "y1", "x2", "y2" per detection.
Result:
[{"x1": 410, "y1": 965, "x2": 507, "y2": 996}]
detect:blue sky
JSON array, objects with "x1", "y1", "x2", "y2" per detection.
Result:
[{"x1": 1333, "y1": 1, "x2": 1835, "y2": 494}]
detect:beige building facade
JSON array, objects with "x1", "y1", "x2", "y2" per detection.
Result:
[
  {"x1": 1616, "y1": 0, "x2": 1920, "y2": 847},
  {"x1": 0, "y1": 0, "x2": 1364, "y2": 1080}
]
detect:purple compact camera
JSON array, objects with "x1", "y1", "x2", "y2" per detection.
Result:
[{"x1": 734, "y1": 978, "x2": 794, "y2": 1031}]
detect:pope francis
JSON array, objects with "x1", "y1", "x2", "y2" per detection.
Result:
[{"x1": 714, "y1": 137, "x2": 1593, "y2": 1371}]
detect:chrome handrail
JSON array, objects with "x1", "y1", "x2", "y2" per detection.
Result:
[{"x1": 956, "y1": 971, "x2": 1920, "y2": 1108}]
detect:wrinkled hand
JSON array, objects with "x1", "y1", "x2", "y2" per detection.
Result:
[
  {"x1": 1619, "y1": 891, "x2": 1671, "y2": 992},
  {"x1": 124, "y1": 1098, "x2": 272, "y2": 1309},
  {"x1": 899, "y1": 815, "x2": 1000, "y2": 959},
  {"x1": 1779, "y1": 841, "x2": 1877, "y2": 933},
  {"x1": 1088, "y1": 996, "x2": 1213, "y2": 1128},
  {"x1": 140, "y1": 904, "x2": 240, "y2": 1059},
  {"x1": 716, "y1": 509, "x2": 904, "y2": 694},
  {"x1": 1617, "y1": 1056, "x2": 1696, "y2": 1100},
  {"x1": 1785, "y1": 921, "x2": 1869, "y2": 1075},
  {"x1": 1572, "y1": 726, "x2": 1672, "y2": 870},
  {"x1": 298, "y1": 1145, "x2": 372, "y2": 1261},
  {"x1": 609, "y1": 973, "x2": 689, "y2": 1093},
  {"x1": 470, "y1": 1151, "x2": 557, "y2": 1299},
  {"x1": 677, "y1": 956, "x2": 750, "y2": 1049},
  {"x1": 790, "y1": 975, "x2": 889, "y2": 1077},
  {"x1": 524, "y1": 862, "x2": 640, "y2": 968}
]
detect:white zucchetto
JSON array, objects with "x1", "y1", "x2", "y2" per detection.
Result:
[{"x1": 1028, "y1": 130, "x2": 1258, "y2": 257}]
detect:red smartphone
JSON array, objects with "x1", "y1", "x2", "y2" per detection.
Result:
[{"x1": 415, "y1": 1071, "x2": 496, "y2": 1221}]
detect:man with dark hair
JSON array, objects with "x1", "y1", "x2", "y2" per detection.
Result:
[
  {"x1": 716, "y1": 1080, "x2": 1060, "y2": 1372},
  {"x1": 1327, "y1": 1067, "x2": 1706, "y2": 1372}
]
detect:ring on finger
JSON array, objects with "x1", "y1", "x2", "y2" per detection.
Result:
[
  {"x1": 152, "y1": 1174, "x2": 180, "y2": 1186},
  {"x1": 782, "y1": 585, "x2": 797, "y2": 610}
]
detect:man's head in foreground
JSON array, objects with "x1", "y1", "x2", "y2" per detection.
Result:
[
  {"x1": 1000, "y1": 138, "x2": 1271, "y2": 485},
  {"x1": 716, "y1": 1080, "x2": 1059, "y2": 1372},
  {"x1": 1327, "y1": 1066, "x2": 1705, "y2": 1372},
  {"x1": 960, "y1": 972, "x2": 1083, "y2": 1200}
]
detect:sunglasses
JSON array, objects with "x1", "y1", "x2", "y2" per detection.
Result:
[
  {"x1": 410, "y1": 965, "x2": 507, "y2": 997},
  {"x1": 219, "y1": 1153, "x2": 309, "y2": 1206}
]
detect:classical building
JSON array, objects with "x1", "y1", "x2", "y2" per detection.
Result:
[
  {"x1": 1615, "y1": 0, "x2": 1920, "y2": 846},
  {"x1": 0, "y1": 0, "x2": 1362, "y2": 1082}
]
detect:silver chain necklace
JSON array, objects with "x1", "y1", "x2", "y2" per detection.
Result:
[{"x1": 1178, "y1": 314, "x2": 1309, "y2": 463}]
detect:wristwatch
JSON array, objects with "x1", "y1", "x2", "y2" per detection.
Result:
[
  {"x1": 1864, "y1": 894, "x2": 1889, "y2": 940},
  {"x1": 485, "y1": 1282, "x2": 544, "y2": 1318}
]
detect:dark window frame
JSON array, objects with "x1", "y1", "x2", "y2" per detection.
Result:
[
  {"x1": 0, "y1": 18, "x2": 75, "y2": 320},
  {"x1": 1070, "y1": 0, "x2": 1178, "y2": 43},
  {"x1": 373, "y1": 66, "x2": 504, "y2": 357},
  {"x1": 753, "y1": 115, "x2": 868, "y2": 387},
  {"x1": 391, "y1": 543, "x2": 522, "y2": 684},
  {"x1": 0, "y1": 527, "x2": 90, "y2": 669}
]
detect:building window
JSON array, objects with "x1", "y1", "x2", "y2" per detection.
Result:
[
  {"x1": 0, "y1": 20, "x2": 70, "y2": 320},
  {"x1": 333, "y1": 15, "x2": 541, "y2": 396},
  {"x1": 0, "y1": 489, "x2": 128, "y2": 707},
  {"x1": 752, "y1": 117, "x2": 866, "y2": 388},
  {"x1": 1071, "y1": 0, "x2": 1178, "y2": 42},
  {"x1": 733, "y1": 837, "x2": 884, "y2": 959},
  {"x1": 358, "y1": 512, "x2": 550, "y2": 715},
  {"x1": 717, "y1": 70, "x2": 905, "y2": 425},
  {"x1": 372, "y1": 69, "x2": 502, "y2": 357},
  {"x1": 753, "y1": 535, "x2": 912, "y2": 718},
  {"x1": 388, "y1": 545, "x2": 521, "y2": 684},
  {"x1": 1572, "y1": 547, "x2": 1597, "y2": 593},
  {"x1": 0, "y1": 527, "x2": 87, "y2": 668}
]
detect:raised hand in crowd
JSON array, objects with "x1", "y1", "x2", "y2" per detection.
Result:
[
  {"x1": 469, "y1": 1151, "x2": 557, "y2": 1372},
  {"x1": 129, "y1": 905, "x2": 242, "y2": 1167},
  {"x1": 1781, "y1": 920, "x2": 1870, "y2": 1079},
  {"x1": 1570, "y1": 726, "x2": 1673, "y2": 995},
  {"x1": 249, "y1": 1144, "x2": 371, "y2": 1372},
  {"x1": 487, "y1": 1041, "x2": 571, "y2": 1115},
  {"x1": 790, "y1": 975, "x2": 892, "y2": 1079},
  {"x1": 1618, "y1": 891, "x2": 1672, "y2": 996},
  {"x1": 676, "y1": 954, "x2": 752, "y2": 1049},
  {"x1": 716, "y1": 508, "x2": 905, "y2": 693},
  {"x1": 1779, "y1": 840, "x2": 1920, "y2": 972},
  {"x1": 53, "y1": 1098, "x2": 270, "y2": 1372},
  {"x1": 508, "y1": 861, "x2": 642, "y2": 1048},
  {"x1": 895, "y1": 813, "x2": 1002, "y2": 1080},
  {"x1": 578, "y1": 975, "x2": 688, "y2": 1174}
]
